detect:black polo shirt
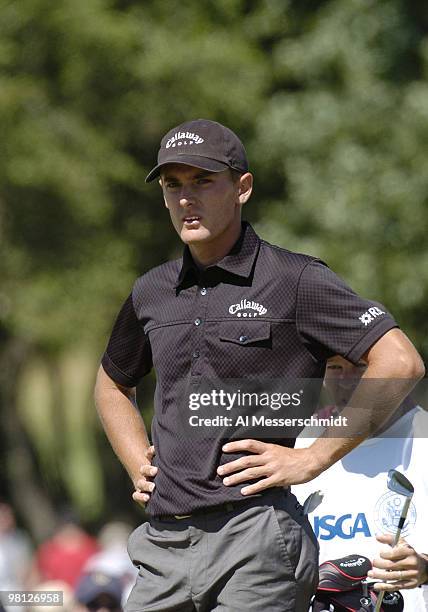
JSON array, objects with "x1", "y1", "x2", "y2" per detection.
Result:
[{"x1": 101, "y1": 222, "x2": 397, "y2": 516}]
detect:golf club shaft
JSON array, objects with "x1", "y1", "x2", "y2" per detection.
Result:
[
  {"x1": 374, "y1": 496, "x2": 412, "y2": 612},
  {"x1": 392, "y1": 496, "x2": 411, "y2": 545}
]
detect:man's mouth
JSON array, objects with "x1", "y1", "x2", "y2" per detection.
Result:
[{"x1": 183, "y1": 216, "x2": 201, "y2": 227}]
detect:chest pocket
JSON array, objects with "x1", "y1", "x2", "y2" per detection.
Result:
[{"x1": 219, "y1": 320, "x2": 271, "y2": 347}]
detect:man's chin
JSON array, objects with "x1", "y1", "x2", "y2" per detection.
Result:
[{"x1": 180, "y1": 227, "x2": 210, "y2": 244}]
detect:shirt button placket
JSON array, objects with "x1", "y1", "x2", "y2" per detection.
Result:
[{"x1": 191, "y1": 286, "x2": 209, "y2": 376}]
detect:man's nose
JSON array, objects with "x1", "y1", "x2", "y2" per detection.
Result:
[{"x1": 179, "y1": 186, "x2": 196, "y2": 206}]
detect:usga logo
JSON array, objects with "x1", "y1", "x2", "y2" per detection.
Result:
[
  {"x1": 313, "y1": 513, "x2": 371, "y2": 540},
  {"x1": 359, "y1": 306, "x2": 385, "y2": 326},
  {"x1": 229, "y1": 299, "x2": 267, "y2": 318},
  {"x1": 374, "y1": 491, "x2": 416, "y2": 537},
  {"x1": 165, "y1": 131, "x2": 204, "y2": 148}
]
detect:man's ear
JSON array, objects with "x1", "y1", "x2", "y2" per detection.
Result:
[
  {"x1": 159, "y1": 178, "x2": 169, "y2": 209},
  {"x1": 238, "y1": 172, "x2": 253, "y2": 205}
]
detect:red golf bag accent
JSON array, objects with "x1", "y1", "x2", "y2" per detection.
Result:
[{"x1": 310, "y1": 554, "x2": 404, "y2": 611}]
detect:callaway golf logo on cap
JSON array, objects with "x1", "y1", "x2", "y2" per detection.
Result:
[
  {"x1": 145, "y1": 118, "x2": 249, "y2": 182},
  {"x1": 165, "y1": 132, "x2": 204, "y2": 148}
]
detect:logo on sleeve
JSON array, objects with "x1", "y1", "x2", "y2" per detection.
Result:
[
  {"x1": 229, "y1": 299, "x2": 267, "y2": 318},
  {"x1": 358, "y1": 306, "x2": 385, "y2": 326}
]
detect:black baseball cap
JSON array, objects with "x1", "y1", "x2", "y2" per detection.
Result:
[
  {"x1": 145, "y1": 119, "x2": 249, "y2": 182},
  {"x1": 75, "y1": 572, "x2": 123, "y2": 606}
]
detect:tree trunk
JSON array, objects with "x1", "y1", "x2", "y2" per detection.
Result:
[{"x1": 0, "y1": 336, "x2": 59, "y2": 542}]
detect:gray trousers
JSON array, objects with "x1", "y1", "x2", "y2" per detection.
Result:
[{"x1": 125, "y1": 489, "x2": 319, "y2": 612}]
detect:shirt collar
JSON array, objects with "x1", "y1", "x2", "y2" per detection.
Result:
[{"x1": 176, "y1": 222, "x2": 260, "y2": 288}]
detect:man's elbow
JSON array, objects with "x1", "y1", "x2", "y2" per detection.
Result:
[
  {"x1": 366, "y1": 329, "x2": 425, "y2": 379},
  {"x1": 393, "y1": 345, "x2": 425, "y2": 380},
  {"x1": 402, "y1": 351, "x2": 425, "y2": 380},
  {"x1": 94, "y1": 364, "x2": 136, "y2": 404}
]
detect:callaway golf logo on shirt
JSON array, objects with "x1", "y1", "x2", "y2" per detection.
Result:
[
  {"x1": 165, "y1": 131, "x2": 204, "y2": 148},
  {"x1": 229, "y1": 299, "x2": 267, "y2": 318}
]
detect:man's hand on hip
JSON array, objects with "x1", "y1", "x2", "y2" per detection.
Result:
[
  {"x1": 218, "y1": 440, "x2": 318, "y2": 495},
  {"x1": 132, "y1": 445, "x2": 157, "y2": 506}
]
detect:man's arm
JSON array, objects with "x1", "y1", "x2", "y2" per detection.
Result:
[
  {"x1": 94, "y1": 365, "x2": 157, "y2": 502},
  {"x1": 218, "y1": 329, "x2": 425, "y2": 494},
  {"x1": 308, "y1": 328, "x2": 425, "y2": 472}
]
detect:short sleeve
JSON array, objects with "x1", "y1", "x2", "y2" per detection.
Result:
[
  {"x1": 101, "y1": 293, "x2": 152, "y2": 386},
  {"x1": 296, "y1": 261, "x2": 398, "y2": 363}
]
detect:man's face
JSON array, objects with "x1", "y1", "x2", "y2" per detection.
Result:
[
  {"x1": 85, "y1": 594, "x2": 122, "y2": 612},
  {"x1": 159, "y1": 164, "x2": 249, "y2": 248},
  {"x1": 324, "y1": 355, "x2": 367, "y2": 408}
]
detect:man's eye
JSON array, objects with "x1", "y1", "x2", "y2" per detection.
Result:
[
  {"x1": 196, "y1": 178, "x2": 211, "y2": 184},
  {"x1": 166, "y1": 182, "x2": 180, "y2": 189}
]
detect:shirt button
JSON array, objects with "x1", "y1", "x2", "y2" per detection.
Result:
[
  {"x1": 239, "y1": 335, "x2": 248, "y2": 343},
  {"x1": 200, "y1": 287, "x2": 207, "y2": 296},
  {"x1": 194, "y1": 318, "x2": 202, "y2": 326},
  {"x1": 192, "y1": 350, "x2": 200, "y2": 358}
]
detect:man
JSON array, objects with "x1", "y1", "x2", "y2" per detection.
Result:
[
  {"x1": 95, "y1": 119, "x2": 424, "y2": 611},
  {"x1": 82, "y1": 522, "x2": 137, "y2": 604},
  {"x1": 34, "y1": 515, "x2": 99, "y2": 588},
  {"x1": 0, "y1": 502, "x2": 32, "y2": 595},
  {"x1": 294, "y1": 355, "x2": 428, "y2": 610},
  {"x1": 74, "y1": 572, "x2": 124, "y2": 612},
  {"x1": 27, "y1": 581, "x2": 74, "y2": 612}
]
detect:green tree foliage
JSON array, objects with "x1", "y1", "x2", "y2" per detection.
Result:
[
  {"x1": 252, "y1": 0, "x2": 428, "y2": 354},
  {"x1": 0, "y1": 0, "x2": 426, "y2": 534}
]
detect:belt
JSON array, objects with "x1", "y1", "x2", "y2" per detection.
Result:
[
  {"x1": 172, "y1": 501, "x2": 237, "y2": 520},
  {"x1": 157, "y1": 488, "x2": 289, "y2": 521}
]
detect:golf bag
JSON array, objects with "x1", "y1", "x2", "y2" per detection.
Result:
[{"x1": 310, "y1": 554, "x2": 404, "y2": 612}]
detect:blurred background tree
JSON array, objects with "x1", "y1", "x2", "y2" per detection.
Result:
[{"x1": 0, "y1": 0, "x2": 427, "y2": 540}]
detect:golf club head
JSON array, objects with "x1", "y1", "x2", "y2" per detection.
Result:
[
  {"x1": 303, "y1": 490, "x2": 324, "y2": 515},
  {"x1": 387, "y1": 470, "x2": 414, "y2": 498}
]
